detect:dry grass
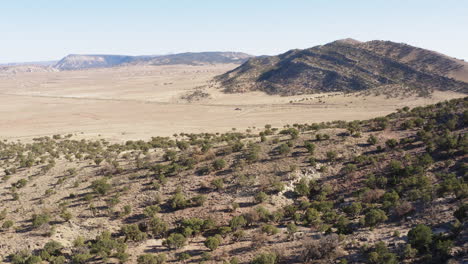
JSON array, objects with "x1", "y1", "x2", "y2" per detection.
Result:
[{"x1": 0, "y1": 64, "x2": 465, "y2": 142}]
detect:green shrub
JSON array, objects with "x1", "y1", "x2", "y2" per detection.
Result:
[
  {"x1": 2, "y1": 220, "x2": 14, "y2": 229},
  {"x1": 31, "y1": 213, "x2": 50, "y2": 228},
  {"x1": 304, "y1": 208, "x2": 322, "y2": 227},
  {"x1": 91, "y1": 178, "x2": 111, "y2": 195},
  {"x1": 251, "y1": 252, "x2": 278, "y2": 264},
  {"x1": 170, "y1": 191, "x2": 188, "y2": 210},
  {"x1": 147, "y1": 217, "x2": 168, "y2": 238},
  {"x1": 90, "y1": 231, "x2": 127, "y2": 260},
  {"x1": 230, "y1": 215, "x2": 247, "y2": 230},
  {"x1": 364, "y1": 209, "x2": 387, "y2": 227},
  {"x1": 163, "y1": 233, "x2": 186, "y2": 249},
  {"x1": 60, "y1": 209, "x2": 73, "y2": 222},
  {"x1": 40, "y1": 240, "x2": 63, "y2": 261},
  {"x1": 304, "y1": 142, "x2": 316, "y2": 154},
  {"x1": 204, "y1": 235, "x2": 222, "y2": 251},
  {"x1": 72, "y1": 253, "x2": 92, "y2": 264},
  {"x1": 177, "y1": 252, "x2": 191, "y2": 261},
  {"x1": 343, "y1": 202, "x2": 362, "y2": 217},
  {"x1": 121, "y1": 224, "x2": 147, "y2": 242},
  {"x1": 49, "y1": 255, "x2": 66, "y2": 264},
  {"x1": 280, "y1": 128, "x2": 299, "y2": 139},
  {"x1": 191, "y1": 194, "x2": 207, "y2": 206},
  {"x1": 211, "y1": 178, "x2": 225, "y2": 191},
  {"x1": 402, "y1": 244, "x2": 418, "y2": 259},
  {"x1": 136, "y1": 253, "x2": 167, "y2": 264},
  {"x1": 295, "y1": 178, "x2": 310, "y2": 197},
  {"x1": 254, "y1": 191, "x2": 268, "y2": 204},
  {"x1": 255, "y1": 206, "x2": 272, "y2": 222},
  {"x1": 212, "y1": 159, "x2": 227, "y2": 170},
  {"x1": 12, "y1": 179, "x2": 27, "y2": 189},
  {"x1": 180, "y1": 217, "x2": 209, "y2": 236},
  {"x1": 385, "y1": 139, "x2": 398, "y2": 149},
  {"x1": 10, "y1": 250, "x2": 40, "y2": 264},
  {"x1": 286, "y1": 222, "x2": 298, "y2": 236},
  {"x1": 261, "y1": 224, "x2": 279, "y2": 235},
  {"x1": 245, "y1": 143, "x2": 261, "y2": 163},
  {"x1": 407, "y1": 224, "x2": 432, "y2": 252},
  {"x1": 367, "y1": 135, "x2": 378, "y2": 145},
  {"x1": 342, "y1": 164, "x2": 357, "y2": 174},
  {"x1": 144, "y1": 205, "x2": 161, "y2": 218},
  {"x1": 277, "y1": 143, "x2": 291, "y2": 156},
  {"x1": 366, "y1": 242, "x2": 398, "y2": 264}
]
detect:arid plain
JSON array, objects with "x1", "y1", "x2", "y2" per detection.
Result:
[{"x1": 0, "y1": 64, "x2": 465, "y2": 142}]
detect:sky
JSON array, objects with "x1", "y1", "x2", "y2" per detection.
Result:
[{"x1": 1, "y1": 0, "x2": 467, "y2": 63}]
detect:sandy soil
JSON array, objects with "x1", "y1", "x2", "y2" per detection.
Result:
[{"x1": 0, "y1": 64, "x2": 465, "y2": 142}]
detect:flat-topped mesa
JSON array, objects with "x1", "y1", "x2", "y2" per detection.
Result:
[
  {"x1": 215, "y1": 39, "x2": 468, "y2": 96},
  {"x1": 54, "y1": 52, "x2": 253, "y2": 71},
  {"x1": 54, "y1": 54, "x2": 136, "y2": 71}
]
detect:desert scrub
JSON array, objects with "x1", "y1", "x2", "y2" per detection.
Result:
[{"x1": 31, "y1": 213, "x2": 50, "y2": 228}]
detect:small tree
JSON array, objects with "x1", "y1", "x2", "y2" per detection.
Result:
[
  {"x1": 204, "y1": 235, "x2": 222, "y2": 251},
  {"x1": 137, "y1": 254, "x2": 167, "y2": 264},
  {"x1": 364, "y1": 209, "x2": 387, "y2": 227},
  {"x1": 163, "y1": 233, "x2": 186, "y2": 249},
  {"x1": 343, "y1": 202, "x2": 362, "y2": 217},
  {"x1": 304, "y1": 142, "x2": 316, "y2": 154},
  {"x1": 251, "y1": 252, "x2": 278, "y2": 264},
  {"x1": 367, "y1": 134, "x2": 378, "y2": 145},
  {"x1": 91, "y1": 178, "x2": 111, "y2": 195},
  {"x1": 304, "y1": 208, "x2": 321, "y2": 227},
  {"x1": 147, "y1": 217, "x2": 168, "y2": 238},
  {"x1": 144, "y1": 205, "x2": 161, "y2": 218},
  {"x1": 385, "y1": 139, "x2": 398, "y2": 149},
  {"x1": 211, "y1": 178, "x2": 225, "y2": 191},
  {"x1": 212, "y1": 159, "x2": 227, "y2": 171},
  {"x1": 229, "y1": 215, "x2": 247, "y2": 230},
  {"x1": 32, "y1": 213, "x2": 50, "y2": 228},
  {"x1": 254, "y1": 192, "x2": 268, "y2": 204},
  {"x1": 277, "y1": 143, "x2": 291, "y2": 156},
  {"x1": 367, "y1": 242, "x2": 398, "y2": 264},
  {"x1": 295, "y1": 178, "x2": 310, "y2": 197},
  {"x1": 287, "y1": 222, "x2": 298, "y2": 239},
  {"x1": 121, "y1": 224, "x2": 147, "y2": 242},
  {"x1": 170, "y1": 191, "x2": 188, "y2": 210},
  {"x1": 261, "y1": 224, "x2": 279, "y2": 235},
  {"x1": 407, "y1": 224, "x2": 432, "y2": 252}
]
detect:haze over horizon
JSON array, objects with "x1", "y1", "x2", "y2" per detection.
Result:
[{"x1": 1, "y1": 0, "x2": 468, "y2": 64}]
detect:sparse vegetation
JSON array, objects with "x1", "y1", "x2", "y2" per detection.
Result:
[{"x1": 0, "y1": 97, "x2": 466, "y2": 263}]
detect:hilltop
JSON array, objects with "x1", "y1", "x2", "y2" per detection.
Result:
[{"x1": 215, "y1": 39, "x2": 468, "y2": 96}]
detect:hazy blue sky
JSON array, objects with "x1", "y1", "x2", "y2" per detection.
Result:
[{"x1": 1, "y1": 0, "x2": 467, "y2": 63}]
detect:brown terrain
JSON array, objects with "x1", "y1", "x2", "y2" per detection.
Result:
[
  {"x1": 0, "y1": 63, "x2": 465, "y2": 142},
  {"x1": 0, "y1": 40, "x2": 467, "y2": 264},
  {"x1": 216, "y1": 39, "x2": 468, "y2": 96}
]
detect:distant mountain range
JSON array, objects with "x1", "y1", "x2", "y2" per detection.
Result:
[
  {"x1": 215, "y1": 39, "x2": 468, "y2": 95},
  {"x1": 54, "y1": 52, "x2": 252, "y2": 70},
  {"x1": 0, "y1": 52, "x2": 252, "y2": 73}
]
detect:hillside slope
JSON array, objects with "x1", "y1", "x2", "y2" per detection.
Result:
[
  {"x1": 216, "y1": 40, "x2": 468, "y2": 96},
  {"x1": 0, "y1": 97, "x2": 466, "y2": 263}
]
